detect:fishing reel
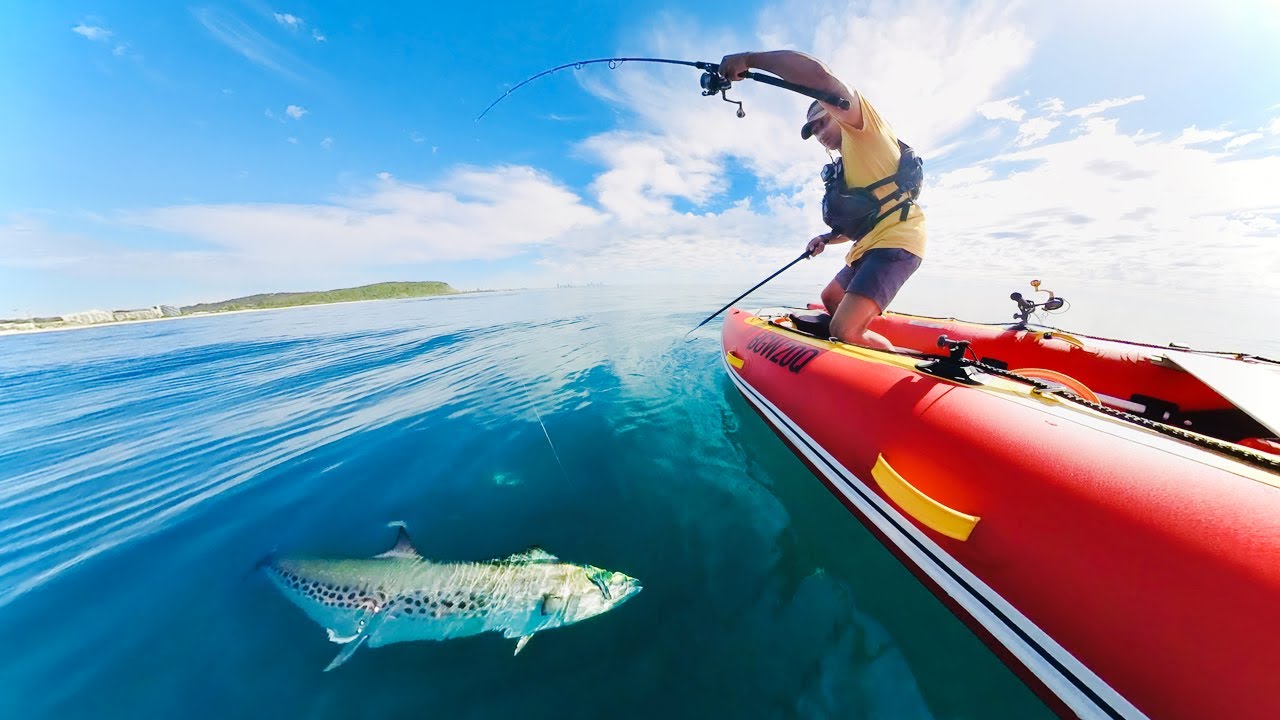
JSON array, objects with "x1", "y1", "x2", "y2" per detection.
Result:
[
  {"x1": 1010, "y1": 279, "x2": 1066, "y2": 327},
  {"x1": 699, "y1": 71, "x2": 745, "y2": 118}
]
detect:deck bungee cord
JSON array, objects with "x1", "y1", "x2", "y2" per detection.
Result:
[{"x1": 752, "y1": 309, "x2": 1280, "y2": 473}]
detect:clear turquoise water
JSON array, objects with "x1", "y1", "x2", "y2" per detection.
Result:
[{"x1": 0, "y1": 286, "x2": 1055, "y2": 718}]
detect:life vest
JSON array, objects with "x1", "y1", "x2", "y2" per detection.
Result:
[{"x1": 821, "y1": 140, "x2": 924, "y2": 240}]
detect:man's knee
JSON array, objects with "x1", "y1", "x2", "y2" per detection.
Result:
[{"x1": 830, "y1": 293, "x2": 879, "y2": 339}]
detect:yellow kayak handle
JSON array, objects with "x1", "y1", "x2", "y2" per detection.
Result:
[{"x1": 871, "y1": 454, "x2": 980, "y2": 541}]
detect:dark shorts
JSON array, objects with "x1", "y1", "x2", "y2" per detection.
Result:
[{"x1": 833, "y1": 248, "x2": 922, "y2": 311}]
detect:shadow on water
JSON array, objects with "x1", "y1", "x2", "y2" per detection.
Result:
[{"x1": 0, "y1": 287, "x2": 1052, "y2": 719}]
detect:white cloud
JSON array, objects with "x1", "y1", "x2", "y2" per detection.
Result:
[
  {"x1": 112, "y1": 44, "x2": 129, "y2": 57},
  {"x1": 934, "y1": 166, "x2": 995, "y2": 189},
  {"x1": 1065, "y1": 94, "x2": 1145, "y2": 118},
  {"x1": 285, "y1": 104, "x2": 307, "y2": 119},
  {"x1": 286, "y1": 137, "x2": 298, "y2": 144},
  {"x1": 23, "y1": 0, "x2": 1280, "y2": 307},
  {"x1": 72, "y1": 24, "x2": 112, "y2": 42},
  {"x1": 580, "y1": 131, "x2": 722, "y2": 221},
  {"x1": 561, "y1": 0, "x2": 1034, "y2": 215},
  {"x1": 978, "y1": 97, "x2": 1025, "y2": 122},
  {"x1": 320, "y1": 137, "x2": 334, "y2": 150},
  {"x1": 1225, "y1": 132, "x2": 1263, "y2": 150},
  {"x1": 1171, "y1": 126, "x2": 1235, "y2": 146},
  {"x1": 410, "y1": 131, "x2": 425, "y2": 144},
  {"x1": 312, "y1": 29, "x2": 327, "y2": 42},
  {"x1": 1015, "y1": 117, "x2": 1060, "y2": 146},
  {"x1": 274, "y1": 13, "x2": 303, "y2": 28},
  {"x1": 192, "y1": 7, "x2": 310, "y2": 81},
  {"x1": 120, "y1": 168, "x2": 607, "y2": 266},
  {"x1": 1038, "y1": 97, "x2": 1064, "y2": 114},
  {"x1": 922, "y1": 115, "x2": 1280, "y2": 296}
]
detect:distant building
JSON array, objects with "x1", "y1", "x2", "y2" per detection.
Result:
[
  {"x1": 64, "y1": 310, "x2": 115, "y2": 325},
  {"x1": 111, "y1": 308, "x2": 165, "y2": 322}
]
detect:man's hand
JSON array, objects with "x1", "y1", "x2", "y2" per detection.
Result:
[
  {"x1": 805, "y1": 234, "x2": 829, "y2": 257},
  {"x1": 718, "y1": 52, "x2": 753, "y2": 81}
]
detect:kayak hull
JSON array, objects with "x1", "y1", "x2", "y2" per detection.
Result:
[{"x1": 722, "y1": 308, "x2": 1280, "y2": 720}]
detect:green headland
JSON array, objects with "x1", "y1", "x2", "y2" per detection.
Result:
[{"x1": 0, "y1": 281, "x2": 461, "y2": 333}]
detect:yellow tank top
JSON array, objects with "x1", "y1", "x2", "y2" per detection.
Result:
[{"x1": 835, "y1": 93, "x2": 926, "y2": 264}]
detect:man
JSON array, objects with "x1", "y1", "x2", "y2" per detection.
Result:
[{"x1": 719, "y1": 50, "x2": 925, "y2": 351}]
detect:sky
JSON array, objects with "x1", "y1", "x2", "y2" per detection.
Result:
[{"x1": 2, "y1": 0, "x2": 1279, "y2": 316}]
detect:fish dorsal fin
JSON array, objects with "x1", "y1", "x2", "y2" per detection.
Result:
[
  {"x1": 502, "y1": 546, "x2": 559, "y2": 564},
  {"x1": 375, "y1": 521, "x2": 420, "y2": 559}
]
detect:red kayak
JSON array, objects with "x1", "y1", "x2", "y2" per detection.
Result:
[{"x1": 720, "y1": 288, "x2": 1280, "y2": 720}]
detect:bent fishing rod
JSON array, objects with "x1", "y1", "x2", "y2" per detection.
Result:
[
  {"x1": 478, "y1": 57, "x2": 850, "y2": 338},
  {"x1": 476, "y1": 56, "x2": 850, "y2": 121}
]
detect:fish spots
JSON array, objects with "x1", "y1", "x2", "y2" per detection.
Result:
[{"x1": 272, "y1": 569, "x2": 391, "y2": 611}]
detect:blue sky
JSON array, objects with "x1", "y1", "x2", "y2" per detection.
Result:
[{"x1": 2, "y1": 0, "x2": 1279, "y2": 315}]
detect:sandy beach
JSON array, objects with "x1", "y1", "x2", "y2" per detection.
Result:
[{"x1": 0, "y1": 292, "x2": 488, "y2": 338}]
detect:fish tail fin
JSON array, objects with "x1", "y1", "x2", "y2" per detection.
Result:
[
  {"x1": 254, "y1": 548, "x2": 278, "y2": 571},
  {"x1": 237, "y1": 548, "x2": 279, "y2": 590}
]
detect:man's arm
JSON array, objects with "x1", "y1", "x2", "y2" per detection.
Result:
[{"x1": 718, "y1": 50, "x2": 862, "y2": 129}]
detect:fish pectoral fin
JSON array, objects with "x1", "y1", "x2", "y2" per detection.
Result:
[
  {"x1": 514, "y1": 634, "x2": 534, "y2": 656},
  {"x1": 374, "y1": 521, "x2": 421, "y2": 559},
  {"x1": 322, "y1": 610, "x2": 388, "y2": 671},
  {"x1": 326, "y1": 628, "x2": 360, "y2": 644},
  {"x1": 324, "y1": 633, "x2": 368, "y2": 671}
]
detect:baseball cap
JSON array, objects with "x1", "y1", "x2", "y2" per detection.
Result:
[{"x1": 800, "y1": 100, "x2": 827, "y2": 140}]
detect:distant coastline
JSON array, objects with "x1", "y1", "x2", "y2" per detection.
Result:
[{"x1": 0, "y1": 281, "x2": 464, "y2": 336}]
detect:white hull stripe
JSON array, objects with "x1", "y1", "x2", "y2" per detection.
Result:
[{"x1": 724, "y1": 357, "x2": 1147, "y2": 720}]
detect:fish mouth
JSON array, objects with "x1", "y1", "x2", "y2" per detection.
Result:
[{"x1": 615, "y1": 579, "x2": 643, "y2": 603}]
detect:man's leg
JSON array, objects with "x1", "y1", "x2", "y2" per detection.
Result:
[
  {"x1": 827, "y1": 248, "x2": 922, "y2": 350},
  {"x1": 820, "y1": 277, "x2": 845, "y2": 314},
  {"x1": 821, "y1": 261, "x2": 860, "y2": 314},
  {"x1": 830, "y1": 292, "x2": 895, "y2": 350}
]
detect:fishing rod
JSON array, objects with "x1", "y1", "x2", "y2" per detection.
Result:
[
  {"x1": 476, "y1": 56, "x2": 850, "y2": 121},
  {"x1": 479, "y1": 56, "x2": 851, "y2": 339},
  {"x1": 683, "y1": 246, "x2": 820, "y2": 342}
]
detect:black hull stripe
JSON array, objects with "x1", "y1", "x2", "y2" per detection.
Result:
[{"x1": 724, "y1": 357, "x2": 1143, "y2": 720}]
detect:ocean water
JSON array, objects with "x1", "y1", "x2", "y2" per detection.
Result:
[{"x1": 5, "y1": 280, "x2": 1246, "y2": 719}]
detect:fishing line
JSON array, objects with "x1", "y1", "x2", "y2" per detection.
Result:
[
  {"x1": 518, "y1": 379, "x2": 571, "y2": 484},
  {"x1": 476, "y1": 56, "x2": 851, "y2": 122}
]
